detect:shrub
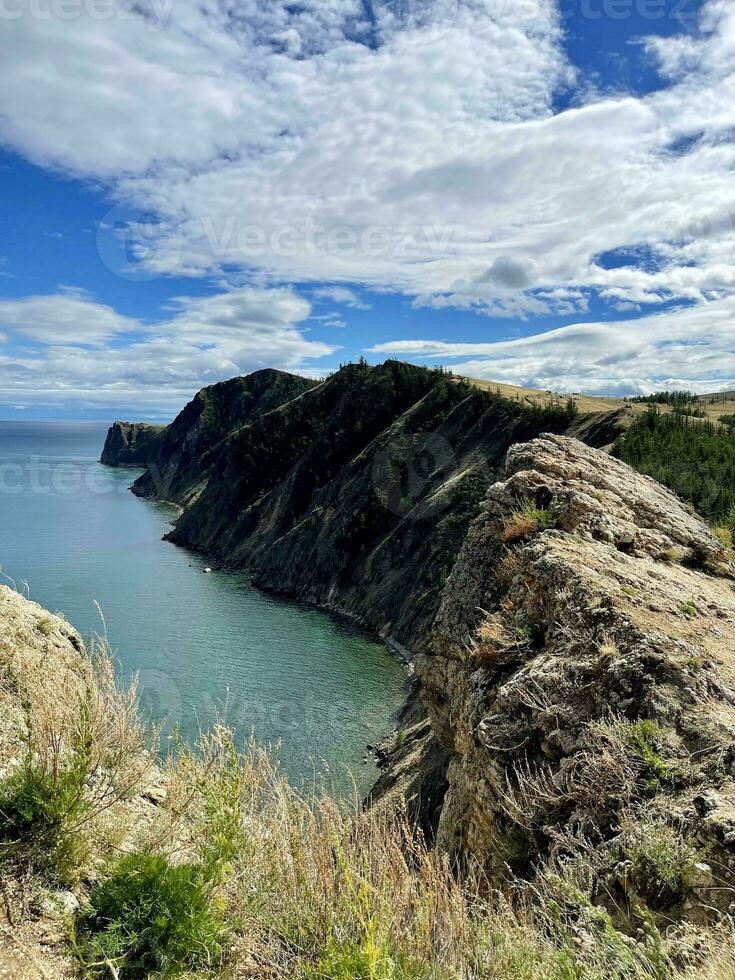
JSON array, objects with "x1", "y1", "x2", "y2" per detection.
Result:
[
  {"x1": 623, "y1": 720, "x2": 671, "y2": 794},
  {"x1": 76, "y1": 853, "x2": 229, "y2": 978},
  {"x1": 0, "y1": 700, "x2": 93, "y2": 880},
  {"x1": 0, "y1": 761, "x2": 90, "y2": 878},
  {"x1": 713, "y1": 525, "x2": 733, "y2": 552},
  {"x1": 622, "y1": 823, "x2": 701, "y2": 906}
]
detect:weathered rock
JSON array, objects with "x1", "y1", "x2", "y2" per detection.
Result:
[{"x1": 417, "y1": 433, "x2": 735, "y2": 912}]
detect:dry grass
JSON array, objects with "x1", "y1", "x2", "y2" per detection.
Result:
[
  {"x1": 461, "y1": 376, "x2": 632, "y2": 415},
  {"x1": 499, "y1": 503, "x2": 555, "y2": 544},
  {"x1": 463, "y1": 376, "x2": 735, "y2": 427},
  {"x1": 2, "y1": 592, "x2": 735, "y2": 977}
]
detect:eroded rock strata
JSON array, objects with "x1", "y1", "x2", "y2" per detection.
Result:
[{"x1": 417, "y1": 433, "x2": 735, "y2": 911}]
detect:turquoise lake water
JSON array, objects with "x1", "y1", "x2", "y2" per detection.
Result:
[{"x1": 0, "y1": 422, "x2": 407, "y2": 793}]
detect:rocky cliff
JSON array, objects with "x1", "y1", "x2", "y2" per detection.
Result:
[
  {"x1": 99, "y1": 421, "x2": 166, "y2": 466},
  {"x1": 416, "y1": 432, "x2": 735, "y2": 914},
  {"x1": 101, "y1": 363, "x2": 635, "y2": 839},
  {"x1": 131, "y1": 369, "x2": 318, "y2": 504},
  {"x1": 107, "y1": 361, "x2": 629, "y2": 655}
]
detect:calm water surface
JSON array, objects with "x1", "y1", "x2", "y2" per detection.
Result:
[{"x1": 0, "y1": 422, "x2": 407, "y2": 793}]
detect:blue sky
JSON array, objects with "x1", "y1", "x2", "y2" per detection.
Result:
[{"x1": 0, "y1": 0, "x2": 733, "y2": 420}]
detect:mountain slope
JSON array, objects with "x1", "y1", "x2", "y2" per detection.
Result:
[
  {"x1": 103, "y1": 361, "x2": 631, "y2": 653},
  {"x1": 159, "y1": 361, "x2": 625, "y2": 650},
  {"x1": 129, "y1": 369, "x2": 318, "y2": 504}
]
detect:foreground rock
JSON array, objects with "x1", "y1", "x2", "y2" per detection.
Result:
[{"x1": 417, "y1": 433, "x2": 735, "y2": 916}]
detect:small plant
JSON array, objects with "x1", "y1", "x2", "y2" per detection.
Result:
[
  {"x1": 663, "y1": 548, "x2": 681, "y2": 564},
  {"x1": 474, "y1": 615, "x2": 513, "y2": 662},
  {"x1": 36, "y1": 616, "x2": 55, "y2": 637},
  {"x1": 624, "y1": 720, "x2": 670, "y2": 794},
  {"x1": 713, "y1": 525, "x2": 733, "y2": 552},
  {"x1": 621, "y1": 585, "x2": 637, "y2": 598},
  {"x1": 680, "y1": 600, "x2": 698, "y2": 617},
  {"x1": 0, "y1": 701, "x2": 94, "y2": 881},
  {"x1": 303, "y1": 932, "x2": 426, "y2": 980},
  {"x1": 622, "y1": 822, "x2": 701, "y2": 906},
  {"x1": 513, "y1": 621, "x2": 545, "y2": 649},
  {"x1": 598, "y1": 634, "x2": 619, "y2": 661},
  {"x1": 500, "y1": 502, "x2": 555, "y2": 543},
  {"x1": 75, "y1": 853, "x2": 229, "y2": 978}
]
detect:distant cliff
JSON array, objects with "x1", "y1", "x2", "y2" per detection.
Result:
[
  {"x1": 100, "y1": 421, "x2": 167, "y2": 466},
  {"x1": 131, "y1": 369, "x2": 318, "y2": 504}
]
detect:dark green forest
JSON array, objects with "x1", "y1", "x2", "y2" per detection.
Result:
[
  {"x1": 626, "y1": 390, "x2": 705, "y2": 416},
  {"x1": 613, "y1": 406, "x2": 735, "y2": 529}
]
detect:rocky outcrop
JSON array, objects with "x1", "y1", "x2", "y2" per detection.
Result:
[
  {"x1": 416, "y1": 433, "x2": 735, "y2": 912},
  {"x1": 100, "y1": 421, "x2": 166, "y2": 466}
]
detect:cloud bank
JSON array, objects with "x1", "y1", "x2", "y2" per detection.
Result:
[
  {"x1": 0, "y1": 288, "x2": 335, "y2": 415},
  {"x1": 0, "y1": 0, "x2": 733, "y2": 402}
]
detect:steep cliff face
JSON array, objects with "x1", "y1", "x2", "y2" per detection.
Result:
[
  {"x1": 132, "y1": 369, "x2": 318, "y2": 504},
  {"x1": 154, "y1": 361, "x2": 627, "y2": 652},
  {"x1": 417, "y1": 433, "x2": 735, "y2": 910},
  {"x1": 100, "y1": 421, "x2": 166, "y2": 466}
]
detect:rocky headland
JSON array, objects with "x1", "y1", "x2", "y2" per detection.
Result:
[{"x1": 5, "y1": 407, "x2": 735, "y2": 975}]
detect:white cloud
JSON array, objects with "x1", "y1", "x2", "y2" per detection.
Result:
[
  {"x1": 368, "y1": 297, "x2": 735, "y2": 395},
  {"x1": 312, "y1": 286, "x2": 371, "y2": 309},
  {"x1": 0, "y1": 0, "x2": 733, "y2": 392},
  {"x1": 0, "y1": 288, "x2": 142, "y2": 346},
  {"x1": 0, "y1": 288, "x2": 336, "y2": 412}
]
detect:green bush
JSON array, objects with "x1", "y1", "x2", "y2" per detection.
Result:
[
  {"x1": 76, "y1": 853, "x2": 229, "y2": 978},
  {"x1": 0, "y1": 765, "x2": 86, "y2": 841},
  {"x1": 624, "y1": 720, "x2": 670, "y2": 794},
  {"x1": 623, "y1": 824, "x2": 701, "y2": 906},
  {"x1": 0, "y1": 704, "x2": 93, "y2": 880}
]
